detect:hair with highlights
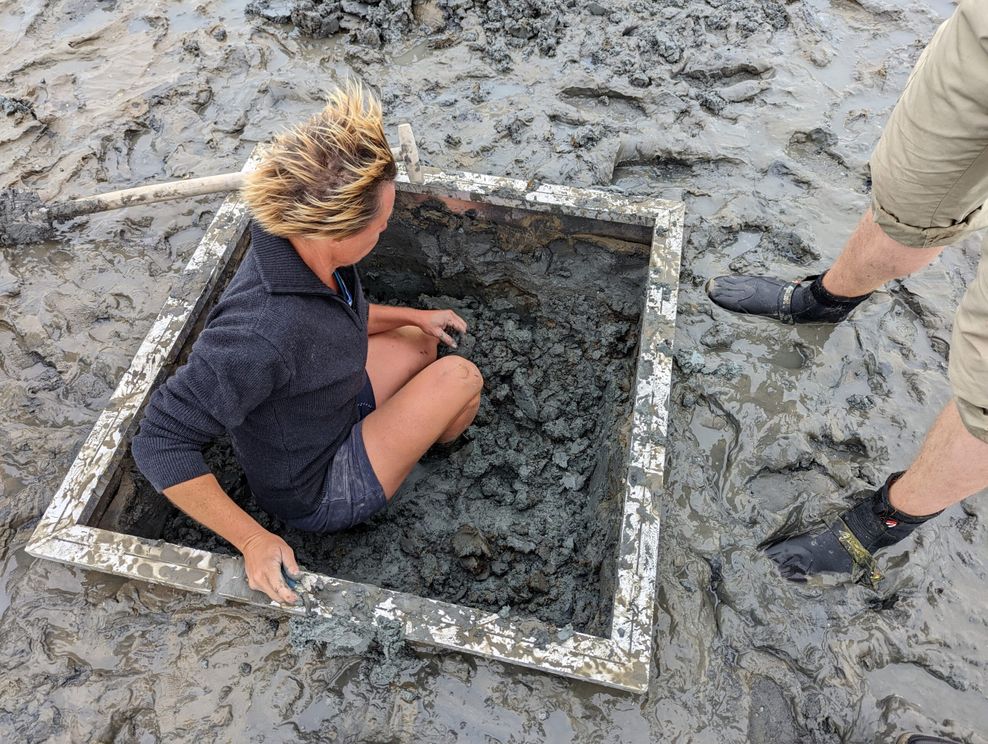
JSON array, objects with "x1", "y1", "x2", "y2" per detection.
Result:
[{"x1": 242, "y1": 81, "x2": 397, "y2": 239}]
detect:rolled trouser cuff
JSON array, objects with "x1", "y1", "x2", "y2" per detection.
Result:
[
  {"x1": 869, "y1": 193, "x2": 988, "y2": 249},
  {"x1": 867, "y1": 0, "x2": 988, "y2": 250},
  {"x1": 953, "y1": 396, "x2": 988, "y2": 444}
]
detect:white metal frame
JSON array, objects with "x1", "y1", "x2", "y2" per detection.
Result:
[{"x1": 26, "y1": 151, "x2": 684, "y2": 693}]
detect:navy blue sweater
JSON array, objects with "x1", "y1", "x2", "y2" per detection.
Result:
[{"x1": 131, "y1": 222, "x2": 369, "y2": 521}]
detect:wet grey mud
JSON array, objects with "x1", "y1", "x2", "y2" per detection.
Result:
[
  {"x1": 0, "y1": 188, "x2": 54, "y2": 246},
  {"x1": 1, "y1": 0, "x2": 986, "y2": 743}
]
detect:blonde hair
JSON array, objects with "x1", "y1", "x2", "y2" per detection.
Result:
[{"x1": 242, "y1": 81, "x2": 397, "y2": 239}]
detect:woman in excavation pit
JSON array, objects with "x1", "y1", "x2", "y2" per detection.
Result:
[{"x1": 132, "y1": 82, "x2": 484, "y2": 604}]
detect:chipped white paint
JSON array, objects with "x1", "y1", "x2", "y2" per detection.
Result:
[
  {"x1": 394, "y1": 161, "x2": 682, "y2": 229},
  {"x1": 608, "y1": 203, "x2": 684, "y2": 663},
  {"x1": 27, "y1": 155, "x2": 684, "y2": 694}
]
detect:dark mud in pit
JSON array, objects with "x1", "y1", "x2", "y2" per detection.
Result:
[{"x1": 118, "y1": 202, "x2": 648, "y2": 634}]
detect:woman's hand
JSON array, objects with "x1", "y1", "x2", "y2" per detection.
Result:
[
  {"x1": 417, "y1": 309, "x2": 468, "y2": 348},
  {"x1": 241, "y1": 529, "x2": 300, "y2": 605}
]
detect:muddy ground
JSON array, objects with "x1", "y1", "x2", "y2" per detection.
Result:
[{"x1": 1, "y1": 0, "x2": 986, "y2": 742}]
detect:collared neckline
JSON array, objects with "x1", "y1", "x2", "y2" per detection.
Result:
[{"x1": 250, "y1": 221, "x2": 343, "y2": 297}]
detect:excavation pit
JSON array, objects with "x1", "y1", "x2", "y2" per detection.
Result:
[{"x1": 27, "y1": 154, "x2": 683, "y2": 692}]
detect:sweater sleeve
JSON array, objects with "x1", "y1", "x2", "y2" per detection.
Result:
[{"x1": 131, "y1": 325, "x2": 291, "y2": 493}]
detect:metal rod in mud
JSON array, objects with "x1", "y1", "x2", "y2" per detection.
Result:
[{"x1": 37, "y1": 171, "x2": 247, "y2": 222}]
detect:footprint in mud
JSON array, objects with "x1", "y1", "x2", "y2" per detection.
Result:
[
  {"x1": 785, "y1": 128, "x2": 866, "y2": 188},
  {"x1": 558, "y1": 83, "x2": 647, "y2": 118},
  {"x1": 747, "y1": 676, "x2": 801, "y2": 742},
  {"x1": 762, "y1": 341, "x2": 813, "y2": 371}
]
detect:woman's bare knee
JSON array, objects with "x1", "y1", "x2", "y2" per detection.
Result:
[
  {"x1": 431, "y1": 356, "x2": 484, "y2": 398},
  {"x1": 438, "y1": 391, "x2": 482, "y2": 443}
]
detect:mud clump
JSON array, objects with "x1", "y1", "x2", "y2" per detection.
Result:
[
  {"x1": 247, "y1": 0, "x2": 416, "y2": 45},
  {"x1": 289, "y1": 591, "x2": 420, "y2": 686},
  {"x1": 452, "y1": 523, "x2": 493, "y2": 579},
  {"x1": 249, "y1": 0, "x2": 569, "y2": 68},
  {"x1": 0, "y1": 95, "x2": 35, "y2": 119},
  {"x1": 0, "y1": 188, "x2": 54, "y2": 246},
  {"x1": 439, "y1": 0, "x2": 568, "y2": 71}
]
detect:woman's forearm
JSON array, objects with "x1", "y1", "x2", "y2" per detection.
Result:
[
  {"x1": 164, "y1": 473, "x2": 300, "y2": 605},
  {"x1": 163, "y1": 473, "x2": 268, "y2": 552},
  {"x1": 367, "y1": 303, "x2": 422, "y2": 335}
]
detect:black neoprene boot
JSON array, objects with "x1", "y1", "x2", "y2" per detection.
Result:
[
  {"x1": 705, "y1": 272, "x2": 871, "y2": 324},
  {"x1": 763, "y1": 473, "x2": 942, "y2": 586}
]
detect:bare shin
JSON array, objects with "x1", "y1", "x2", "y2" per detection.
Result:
[
  {"x1": 823, "y1": 209, "x2": 944, "y2": 298},
  {"x1": 890, "y1": 400, "x2": 988, "y2": 515}
]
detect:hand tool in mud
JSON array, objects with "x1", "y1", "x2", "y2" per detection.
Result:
[{"x1": 281, "y1": 563, "x2": 313, "y2": 614}]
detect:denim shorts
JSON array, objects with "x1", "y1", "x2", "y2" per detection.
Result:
[{"x1": 284, "y1": 375, "x2": 387, "y2": 533}]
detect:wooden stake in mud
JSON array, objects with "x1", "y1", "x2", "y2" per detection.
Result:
[
  {"x1": 397, "y1": 123, "x2": 424, "y2": 184},
  {"x1": 2, "y1": 132, "x2": 423, "y2": 247},
  {"x1": 41, "y1": 172, "x2": 247, "y2": 222},
  {"x1": 0, "y1": 172, "x2": 249, "y2": 246}
]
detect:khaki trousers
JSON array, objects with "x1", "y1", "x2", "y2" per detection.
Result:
[{"x1": 868, "y1": 0, "x2": 988, "y2": 440}]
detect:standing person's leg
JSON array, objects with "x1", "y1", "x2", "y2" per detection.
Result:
[
  {"x1": 892, "y1": 401, "x2": 988, "y2": 516},
  {"x1": 767, "y1": 397, "x2": 988, "y2": 584},
  {"x1": 820, "y1": 210, "x2": 943, "y2": 298},
  {"x1": 714, "y1": 0, "x2": 988, "y2": 581},
  {"x1": 768, "y1": 238, "x2": 988, "y2": 583},
  {"x1": 707, "y1": 0, "x2": 988, "y2": 324}
]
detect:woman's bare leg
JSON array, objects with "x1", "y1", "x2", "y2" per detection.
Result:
[
  {"x1": 366, "y1": 326, "x2": 438, "y2": 404},
  {"x1": 439, "y1": 392, "x2": 481, "y2": 443},
  {"x1": 361, "y1": 356, "x2": 484, "y2": 498}
]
